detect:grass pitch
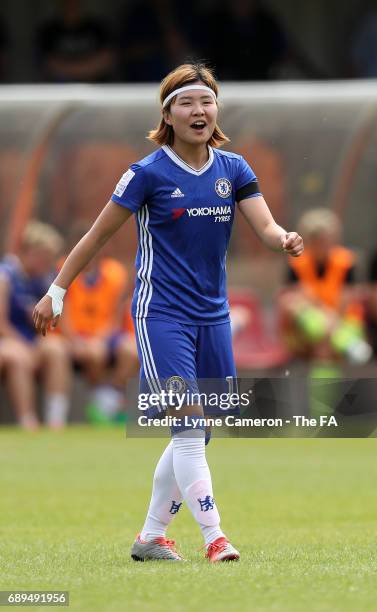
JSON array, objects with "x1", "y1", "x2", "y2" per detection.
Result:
[{"x1": 1, "y1": 427, "x2": 376, "y2": 611}]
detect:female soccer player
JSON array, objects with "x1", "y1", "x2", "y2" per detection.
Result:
[{"x1": 33, "y1": 63, "x2": 304, "y2": 562}]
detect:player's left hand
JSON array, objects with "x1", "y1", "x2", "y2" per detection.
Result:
[
  {"x1": 32, "y1": 295, "x2": 59, "y2": 336},
  {"x1": 281, "y1": 232, "x2": 304, "y2": 257}
]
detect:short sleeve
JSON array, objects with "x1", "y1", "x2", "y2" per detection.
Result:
[
  {"x1": 111, "y1": 164, "x2": 147, "y2": 213},
  {"x1": 235, "y1": 156, "x2": 262, "y2": 202}
]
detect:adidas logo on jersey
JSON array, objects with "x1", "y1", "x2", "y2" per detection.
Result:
[{"x1": 171, "y1": 188, "x2": 185, "y2": 198}]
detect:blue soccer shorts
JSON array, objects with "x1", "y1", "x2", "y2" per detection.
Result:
[{"x1": 134, "y1": 318, "x2": 238, "y2": 418}]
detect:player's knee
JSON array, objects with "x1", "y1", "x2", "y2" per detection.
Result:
[
  {"x1": 2, "y1": 343, "x2": 34, "y2": 371},
  {"x1": 153, "y1": 466, "x2": 166, "y2": 488},
  {"x1": 85, "y1": 340, "x2": 107, "y2": 366},
  {"x1": 39, "y1": 337, "x2": 68, "y2": 360}
]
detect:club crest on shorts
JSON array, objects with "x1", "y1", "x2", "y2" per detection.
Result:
[
  {"x1": 166, "y1": 375, "x2": 186, "y2": 394},
  {"x1": 215, "y1": 178, "x2": 232, "y2": 198}
]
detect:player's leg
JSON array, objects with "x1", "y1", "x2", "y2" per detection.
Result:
[
  {"x1": 110, "y1": 332, "x2": 139, "y2": 388},
  {"x1": 131, "y1": 318, "x2": 192, "y2": 560},
  {"x1": 131, "y1": 437, "x2": 185, "y2": 561},
  {"x1": 132, "y1": 318, "x2": 238, "y2": 561},
  {"x1": 36, "y1": 335, "x2": 71, "y2": 428},
  {"x1": 158, "y1": 323, "x2": 232, "y2": 559},
  {"x1": 95, "y1": 332, "x2": 140, "y2": 421},
  {"x1": 77, "y1": 337, "x2": 108, "y2": 385},
  {"x1": 140, "y1": 439, "x2": 182, "y2": 539},
  {"x1": 193, "y1": 322, "x2": 240, "y2": 561},
  {"x1": 170, "y1": 420, "x2": 227, "y2": 550},
  {"x1": 70, "y1": 336, "x2": 117, "y2": 421},
  {"x1": 0, "y1": 338, "x2": 39, "y2": 430}
]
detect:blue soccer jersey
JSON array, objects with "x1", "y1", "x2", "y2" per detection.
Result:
[
  {"x1": 111, "y1": 145, "x2": 261, "y2": 324},
  {"x1": 0, "y1": 255, "x2": 52, "y2": 341}
]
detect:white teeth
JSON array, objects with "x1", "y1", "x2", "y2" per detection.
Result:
[{"x1": 192, "y1": 122, "x2": 205, "y2": 127}]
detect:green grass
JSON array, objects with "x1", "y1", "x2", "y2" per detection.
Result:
[{"x1": 0, "y1": 427, "x2": 377, "y2": 611}]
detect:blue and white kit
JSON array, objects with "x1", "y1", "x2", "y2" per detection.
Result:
[
  {"x1": 0, "y1": 255, "x2": 52, "y2": 342},
  {"x1": 111, "y1": 145, "x2": 261, "y2": 413}
]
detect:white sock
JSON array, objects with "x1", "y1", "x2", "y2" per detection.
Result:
[
  {"x1": 44, "y1": 393, "x2": 69, "y2": 427},
  {"x1": 91, "y1": 385, "x2": 123, "y2": 417},
  {"x1": 172, "y1": 432, "x2": 225, "y2": 545},
  {"x1": 140, "y1": 440, "x2": 183, "y2": 542},
  {"x1": 201, "y1": 525, "x2": 225, "y2": 547}
]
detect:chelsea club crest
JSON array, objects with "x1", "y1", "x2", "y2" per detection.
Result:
[
  {"x1": 166, "y1": 375, "x2": 186, "y2": 394},
  {"x1": 215, "y1": 178, "x2": 232, "y2": 198}
]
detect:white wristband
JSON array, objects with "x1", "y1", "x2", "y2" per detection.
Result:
[{"x1": 47, "y1": 283, "x2": 66, "y2": 317}]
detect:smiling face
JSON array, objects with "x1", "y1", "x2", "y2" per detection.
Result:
[{"x1": 163, "y1": 83, "x2": 218, "y2": 147}]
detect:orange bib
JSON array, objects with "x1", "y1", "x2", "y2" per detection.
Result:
[
  {"x1": 289, "y1": 247, "x2": 354, "y2": 310},
  {"x1": 64, "y1": 258, "x2": 127, "y2": 336}
]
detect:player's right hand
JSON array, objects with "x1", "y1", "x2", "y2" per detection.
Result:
[{"x1": 32, "y1": 295, "x2": 60, "y2": 336}]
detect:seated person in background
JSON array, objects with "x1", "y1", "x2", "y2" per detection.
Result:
[
  {"x1": 279, "y1": 208, "x2": 371, "y2": 364},
  {"x1": 59, "y1": 245, "x2": 138, "y2": 422},
  {"x1": 118, "y1": 0, "x2": 187, "y2": 82},
  {"x1": 0, "y1": 221, "x2": 71, "y2": 430},
  {"x1": 35, "y1": 0, "x2": 115, "y2": 83},
  {"x1": 202, "y1": 0, "x2": 287, "y2": 81}
]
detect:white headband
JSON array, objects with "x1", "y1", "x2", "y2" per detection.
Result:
[{"x1": 162, "y1": 85, "x2": 217, "y2": 108}]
